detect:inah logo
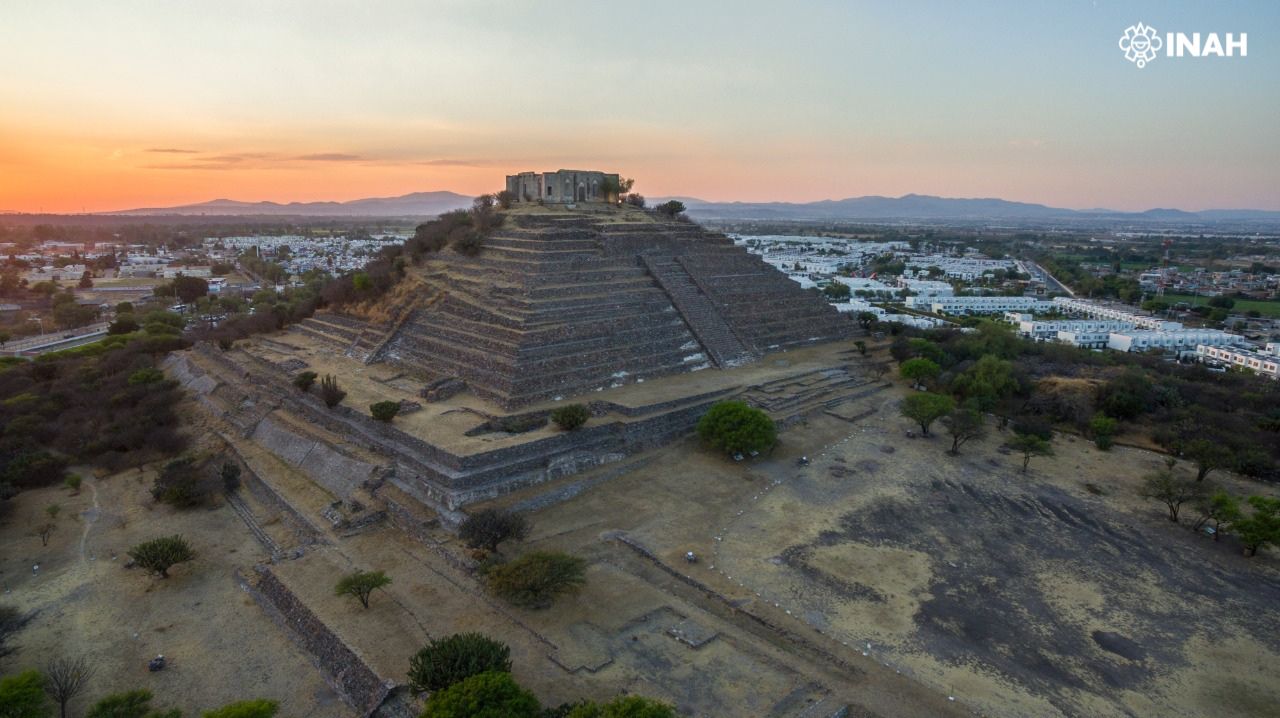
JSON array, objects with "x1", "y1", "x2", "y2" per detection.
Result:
[
  {"x1": 1118, "y1": 22, "x2": 1247, "y2": 69},
  {"x1": 1119, "y1": 22, "x2": 1162, "y2": 68}
]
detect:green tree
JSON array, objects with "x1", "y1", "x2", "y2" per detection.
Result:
[
  {"x1": 482, "y1": 551, "x2": 585, "y2": 609},
  {"x1": 1139, "y1": 469, "x2": 1203, "y2": 522},
  {"x1": 171, "y1": 276, "x2": 210, "y2": 304},
  {"x1": 900, "y1": 393, "x2": 954, "y2": 436},
  {"x1": 951, "y1": 355, "x2": 1016, "y2": 410},
  {"x1": 0, "y1": 670, "x2": 49, "y2": 718},
  {"x1": 855, "y1": 311, "x2": 877, "y2": 332},
  {"x1": 407, "y1": 633, "x2": 512, "y2": 695},
  {"x1": 1236, "y1": 496, "x2": 1280, "y2": 557},
  {"x1": 108, "y1": 315, "x2": 140, "y2": 335},
  {"x1": 655, "y1": 200, "x2": 686, "y2": 218},
  {"x1": 334, "y1": 570, "x2": 392, "y2": 609},
  {"x1": 420, "y1": 672, "x2": 540, "y2": 718},
  {"x1": 550, "y1": 404, "x2": 589, "y2": 431},
  {"x1": 1008, "y1": 433, "x2": 1053, "y2": 474},
  {"x1": 459, "y1": 509, "x2": 531, "y2": 553},
  {"x1": 821, "y1": 282, "x2": 851, "y2": 300},
  {"x1": 78, "y1": 271, "x2": 93, "y2": 289},
  {"x1": 943, "y1": 403, "x2": 985, "y2": 455},
  {"x1": 1191, "y1": 490, "x2": 1242, "y2": 540},
  {"x1": 200, "y1": 700, "x2": 278, "y2": 718},
  {"x1": 566, "y1": 696, "x2": 678, "y2": 718},
  {"x1": 1184, "y1": 438, "x2": 1232, "y2": 481},
  {"x1": 127, "y1": 535, "x2": 195, "y2": 578},
  {"x1": 495, "y1": 190, "x2": 516, "y2": 209},
  {"x1": 696, "y1": 401, "x2": 776, "y2": 456},
  {"x1": 853, "y1": 340, "x2": 866, "y2": 355},
  {"x1": 899, "y1": 358, "x2": 940, "y2": 390}
]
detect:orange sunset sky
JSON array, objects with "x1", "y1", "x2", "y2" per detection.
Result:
[{"x1": 2, "y1": 1, "x2": 1277, "y2": 214}]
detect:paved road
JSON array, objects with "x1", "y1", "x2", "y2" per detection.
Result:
[
  {"x1": 1022, "y1": 259, "x2": 1074, "y2": 297},
  {"x1": 1, "y1": 324, "x2": 109, "y2": 357}
]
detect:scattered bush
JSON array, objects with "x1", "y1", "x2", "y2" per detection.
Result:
[
  {"x1": 459, "y1": 509, "x2": 531, "y2": 553},
  {"x1": 370, "y1": 401, "x2": 400, "y2": 422},
  {"x1": 127, "y1": 535, "x2": 195, "y2": 578},
  {"x1": 566, "y1": 696, "x2": 679, "y2": 718},
  {"x1": 1008, "y1": 433, "x2": 1054, "y2": 474},
  {"x1": 108, "y1": 316, "x2": 140, "y2": 335},
  {"x1": 696, "y1": 401, "x2": 776, "y2": 456},
  {"x1": 408, "y1": 633, "x2": 512, "y2": 695},
  {"x1": 334, "y1": 570, "x2": 392, "y2": 609},
  {"x1": 292, "y1": 371, "x2": 317, "y2": 392},
  {"x1": 0, "y1": 670, "x2": 46, "y2": 718},
  {"x1": 318, "y1": 374, "x2": 345, "y2": 408},
  {"x1": 550, "y1": 404, "x2": 589, "y2": 431},
  {"x1": 482, "y1": 551, "x2": 586, "y2": 609},
  {"x1": 150, "y1": 457, "x2": 209, "y2": 509},
  {"x1": 64, "y1": 474, "x2": 82, "y2": 494},
  {"x1": 1089, "y1": 413, "x2": 1118, "y2": 450},
  {"x1": 655, "y1": 200, "x2": 685, "y2": 218},
  {"x1": 88, "y1": 688, "x2": 180, "y2": 718},
  {"x1": 201, "y1": 700, "x2": 279, "y2": 718},
  {"x1": 421, "y1": 671, "x2": 540, "y2": 718},
  {"x1": 127, "y1": 367, "x2": 165, "y2": 386}
]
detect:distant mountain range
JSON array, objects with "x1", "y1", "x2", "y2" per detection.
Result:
[
  {"x1": 660, "y1": 194, "x2": 1280, "y2": 224},
  {"x1": 107, "y1": 191, "x2": 1280, "y2": 223},
  {"x1": 111, "y1": 191, "x2": 473, "y2": 217}
]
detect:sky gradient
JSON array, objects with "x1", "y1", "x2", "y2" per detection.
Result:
[{"x1": 2, "y1": 0, "x2": 1278, "y2": 213}]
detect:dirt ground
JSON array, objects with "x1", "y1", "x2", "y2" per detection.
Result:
[
  {"x1": 506, "y1": 383, "x2": 1280, "y2": 717},
  {"x1": 0, "y1": 466, "x2": 346, "y2": 717},
  {"x1": 7, "y1": 342, "x2": 1278, "y2": 718}
]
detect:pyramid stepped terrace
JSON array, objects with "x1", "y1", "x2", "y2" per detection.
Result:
[{"x1": 371, "y1": 208, "x2": 854, "y2": 407}]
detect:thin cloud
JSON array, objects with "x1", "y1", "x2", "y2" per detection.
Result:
[
  {"x1": 294, "y1": 153, "x2": 366, "y2": 162},
  {"x1": 415, "y1": 158, "x2": 490, "y2": 167},
  {"x1": 146, "y1": 147, "x2": 199, "y2": 154}
]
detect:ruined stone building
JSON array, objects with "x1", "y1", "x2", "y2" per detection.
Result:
[{"x1": 506, "y1": 169, "x2": 620, "y2": 203}]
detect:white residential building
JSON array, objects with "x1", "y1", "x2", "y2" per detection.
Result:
[
  {"x1": 1106, "y1": 329, "x2": 1237, "y2": 353},
  {"x1": 1006, "y1": 314, "x2": 1136, "y2": 340},
  {"x1": 162, "y1": 265, "x2": 213, "y2": 278},
  {"x1": 1196, "y1": 344, "x2": 1280, "y2": 379},
  {"x1": 1052, "y1": 297, "x2": 1181, "y2": 331},
  {"x1": 927, "y1": 296, "x2": 1055, "y2": 315}
]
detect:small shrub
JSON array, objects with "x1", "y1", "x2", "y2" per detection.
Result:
[
  {"x1": 566, "y1": 696, "x2": 679, "y2": 718},
  {"x1": 318, "y1": 374, "x2": 346, "y2": 408},
  {"x1": 370, "y1": 401, "x2": 401, "y2": 422},
  {"x1": 201, "y1": 699, "x2": 279, "y2": 718},
  {"x1": 550, "y1": 404, "x2": 589, "y2": 431},
  {"x1": 408, "y1": 633, "x2": 512, "y2": 694},
  {"x1": 334, "y1": 570, "x2": 392, "y2": 609},
  {"x1": 150, "y1": 457, "x2": 208, "y2": 509},
  {"x1": 292, "y1": 371, "x2": 318, "y2": 392},
  {"x1": 482, "y1": 551, "x2": 585, "y2": 609},
  {"x1": 127, "y1": 367, "x2": 165, "y2": 386},
  {"x1": 220, "y1": 462, "x2": 242, "y2": 491},
  {"x1": 459, "y1": 509, "x2": 531, "y2": 553},
  {"x1": 421, "y1": 672, "x2": 539, "y2": 718},
  {"x1": 127, "y1": 535, "x2": 195, "y2": 578},
  {"x1": 64, "y1": 474, "x2": 82, "y2": 494}
]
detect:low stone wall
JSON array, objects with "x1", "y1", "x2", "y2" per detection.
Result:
[{"x1": 242, "y1": 566, "x2": 392, "y2": 716}]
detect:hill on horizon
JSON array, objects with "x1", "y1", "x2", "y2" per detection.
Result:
[
  {"x1": 110, "y1": 190, "x2": 474, "y2": 217},
  {"x1": 93, "y1": 191, "x2": 1280, "y2": 224}
]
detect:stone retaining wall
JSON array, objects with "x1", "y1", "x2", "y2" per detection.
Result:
[{"x1": 242, "y1": 566, "x2": 392, "y2": 716}]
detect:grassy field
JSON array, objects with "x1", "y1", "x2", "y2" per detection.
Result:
[{"x1": 1160, "y1": 292, "x2": 1280, "y2": 317}]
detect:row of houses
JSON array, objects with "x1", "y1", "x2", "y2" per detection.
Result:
[{"x1": 1195, "y1": 343, "x2": 1280, "y2": 379}]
